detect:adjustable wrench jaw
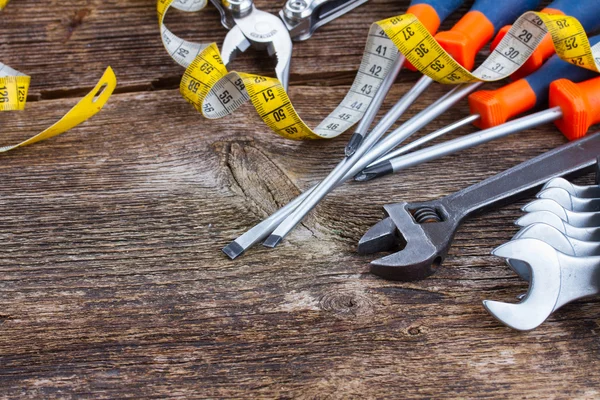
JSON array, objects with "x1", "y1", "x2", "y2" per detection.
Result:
[{"x1": 358, "y1": 201, "x2": 459, "y2": 281}]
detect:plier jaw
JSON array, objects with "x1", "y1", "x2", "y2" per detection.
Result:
[{"x1": 212, "y1": 0, "x2": 293, "y2": 90}]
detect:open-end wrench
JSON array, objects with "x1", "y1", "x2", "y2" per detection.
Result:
[
  {"x1": 358, "y1": 132, "x2": 600, "y2": 281},
  {"x1": 508, "y1": 223, "x2": 600, "y2": 281},
  {"x1": 537, "y1": 187, "x2": 600, "y2": 212},
  {"x1": 522, "y1": 199, "x2": 600, "y2": 227},
  {"x1": 543, "y1": 177, "x2": 600, "y2": 198},
  {"x1": 484, "y1": 238, "x2": 600, "y2": 331},
  {"x1": 516, "y1": 211, "x2": 600, "y2": 242}
]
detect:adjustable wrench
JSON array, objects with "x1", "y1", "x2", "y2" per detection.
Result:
[{"x1": 358, "y1": 133, "x2": 600, "y2": 281}]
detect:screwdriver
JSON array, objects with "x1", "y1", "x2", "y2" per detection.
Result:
[
  {"x1": 227, "y1": 0, "x2": 543, "y2": 256},
  {"x1": 490, "y1": 0, "x2": 600, "y2": 81},
  {"x1": 263, "y1": 0, "x2": 541, "y2": 248},
  {"x1": 222, "y1": 0, "x2": 469, "y2": 259},
  {"x1": 360, "y1": 34, "x2": 600, "y2": 179},
  {"x1": 376, "y1": 0, "x2": 600, "y2": 157},
  {"x1": 345, "y1": 0, "x2": 466, "y2": 157},
  {"x1": 355, "y1": 75, "x2": 600, "y2": 186}
]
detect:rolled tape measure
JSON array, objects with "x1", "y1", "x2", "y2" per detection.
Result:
[
  {"x1": 161, "y1": 4, "x2": 600, "y2": 140},
  {"x1": 158, "y1": 0, "x2": 399, "y2": 140}
]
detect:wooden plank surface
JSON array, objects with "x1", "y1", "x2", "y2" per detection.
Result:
[{"x1": 1, "y1": 0, "x2": 600, "y2": 398}]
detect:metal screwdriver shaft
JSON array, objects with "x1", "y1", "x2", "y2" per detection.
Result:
[
  {"x1": 263, "y1": 0, "x2": 543, "y2": 247},
  {"x1": 263, "y1": 82, "x2": 482, "y2": 248},
  {"x1": 355, "y1": 107, "x2": 563, "y2": 181},
  {"x1": 372, "y1": 114, "x2": 480, "y2": 164},
  {"x1": 223, "y1": 82, "x2": 478, "y2": 258}
]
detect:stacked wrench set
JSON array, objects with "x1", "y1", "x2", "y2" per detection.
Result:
[
  {"x1": 484, "y1": 176, "x2": 600, "y2": 331},
  {"x1": 211, "y1": 0, "x2": 600, "y2": 330}
]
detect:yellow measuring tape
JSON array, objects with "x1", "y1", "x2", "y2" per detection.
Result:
[
  {"x1": 381, "y1": 11, "x2": 600, "y2": 83},
  {"x1": 1, "y1": 2, "x2": 117, "y2": 152},
  {"x1": 0, "y1": 68, "x2": 116, "y2": 152},
  {"x1": 158, "y1": 0, "x2": 400, "y2": 140},
  {"x1": 162, "y1": 4, "x2": 599, "y2": 140}
]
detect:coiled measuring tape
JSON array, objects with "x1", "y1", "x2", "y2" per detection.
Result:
[
  {"x1": 158, "y1": 0, "x2": 399, "y2": 140},
  {"x1": 161, "y1": 4, "x2": 599, "y2": 140},
  {"x1": 1, "y1": 3, "x2": 117, "y2": 152}
]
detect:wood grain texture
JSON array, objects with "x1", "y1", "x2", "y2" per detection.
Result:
[{"x1": 1, "y1": 0, "x2": 600, "y2": 398}]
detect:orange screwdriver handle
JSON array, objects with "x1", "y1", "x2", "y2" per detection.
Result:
[
  {"x1": 550, "y1": 77, "x2": 600, "y2": 141},
  {"x1": 469, "y1": 34, "x2": 600, "y2": 130},
  {"x1": 434, "y1": 0, "x2": 541, "y2": 70},
  {"x1": 469, "y1": 80, "x2": 537, "y2": 129},
  {"x1": 406, "y1": 0, "x2": 466, "y2": 34},
  {"x1": 407, "y1": 0, "x2": 541, "y2": 71}
]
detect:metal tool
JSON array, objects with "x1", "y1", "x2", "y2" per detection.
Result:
[
  {"x1": 483, "y1": 238, "x2": 600, "y2": 331},
  {"x1": 280, "y1": 0, "x2": 368, "y2": 41},
  {"x1": 357, "y1": 74, "x2": 600, "y2": 182},
  {"x1": 357, "y1": 132, "x2": 600, "y2": 281},
  {"x1": 263, "y1": 0, "x2": 541, "y2": 248},
  {"x1": 222, "y1": 0, "x2": 471, "y2": 259},
  {"x1": 543, "y1": 177, "x2": 600, "y2": 199},
  {"x1": 537, "y1": 187, "x2": 600, "y2": 212},
  {"x1": 211, "y1": 0, "x2": 367, "y2": 90},
  {"x1": 366, "y1": 29, "x2": 600, "y2": 165},
  {"x1": 223, "y1": 81, "x2": 472, "y2": 258},
  {"x1": 509, "y1": 223, "x2": 600, "y2": 281},
  {"x1": 516, "y1": 211, "x2": 600, "y2": 242},
  {"x1": 522, "y1": 199, "x2": 600, "y2": 227}
]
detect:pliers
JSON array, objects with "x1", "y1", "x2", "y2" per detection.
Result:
[{"x1": 210, "y1": 0, "x2": 368, "y2": 90}]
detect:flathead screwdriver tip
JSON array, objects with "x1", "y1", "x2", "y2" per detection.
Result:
[
  {"x1": 345, "y1": 132, "x2": 364, "y2": 157},
  {"x1": 263, "y1": 235, "x2": 283, "y2": 248},
  {"x1": 354, "y1": 162, "x2": 394, "y2": 182},
  {"x1": 222, "y1": 241, "x2": 245, "y2": 260}
]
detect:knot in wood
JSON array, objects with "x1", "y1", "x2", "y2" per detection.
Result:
[{"x1": 319, "y1": 290, "x2": 373, "y2": 317}]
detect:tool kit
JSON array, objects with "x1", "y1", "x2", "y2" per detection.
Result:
[{"x1": 3, "y1": 0, "x2": 600, "y2": 332}]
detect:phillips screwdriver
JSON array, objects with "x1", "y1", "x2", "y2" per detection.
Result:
[
  {"x1": 361, "y1": 34, "x2": 600, "y2": 176},
  {"x1": 264, "y1": 0, "x2": 541, "y2": 248},
  {"x1": 490, "y1": 0, "x2": 600, "y2": 81},
  {"x1": 355, "y1": 75, "x2": 600, "y2": 186},
  {"x1": 222, "y1": 0, "x2": 469, "y2": 259},
  {"x1": 345, "y1": 0, "x2": 466, "y2": 157}
]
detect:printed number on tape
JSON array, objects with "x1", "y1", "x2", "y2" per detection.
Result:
[
  {"x1": 380, "y1": 11, "x2": 600, "y2": 84},
  {"x1": 158, "y1": 0, "x2": 400, "y2": 140},
  {"x1": 160, "y1": 2, "x2": 600, "y2": 140},
  {"x1": 1, "y1": 2, "x2": 117, "y2": 152}
]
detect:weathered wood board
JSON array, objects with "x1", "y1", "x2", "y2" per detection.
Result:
[{"x1": 1, "y1": 0, "x2": 599, "y2": 398}]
